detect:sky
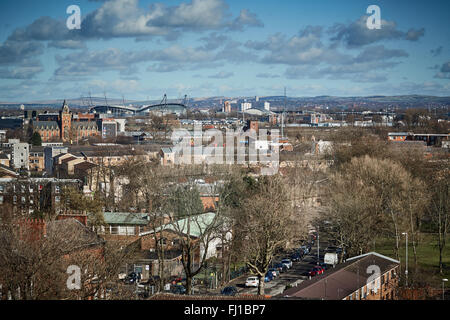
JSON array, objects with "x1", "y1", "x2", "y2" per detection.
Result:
[{"x1": 0, "y1": 0, "x2": 449, "y2": 102}]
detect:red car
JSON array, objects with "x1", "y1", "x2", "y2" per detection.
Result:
[{"x1": 309, "y1": 266, "x2": 324, "y2": 277}]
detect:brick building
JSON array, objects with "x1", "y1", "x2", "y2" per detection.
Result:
[{"x1": 281, "y1": 252, "x2": 400, "y2": 300}]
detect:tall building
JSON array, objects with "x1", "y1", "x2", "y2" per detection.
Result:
[
  {"x1": 223, "y1": 101, "x2": 231, "y2": 113},
  {"x1": 11, "y1": 140, "x2": 29, "y2": 170},
  {"x1": 241, "y1": 102, "x2": 252, "y2": 112},
  {"x1": 264, "y1": 102, "x2": 270, "y2": 111}
]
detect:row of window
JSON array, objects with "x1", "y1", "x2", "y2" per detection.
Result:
[
  {"x1": 346, "y1": 268, "x2": 397, "y2": 300},
  {"x1": 0, "y1": 185, "x2": 59, "y2": 193}
]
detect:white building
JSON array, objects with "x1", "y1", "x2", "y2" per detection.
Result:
[
  {"x1": 11, "y1": 140, "x2": 30, "y2": 170},
  {"x1": 264, "y1": 102, "x2": 270, "y2": 111},
  {"x1": 241, "y1": 102, "x2": 252, "y2": 112}
]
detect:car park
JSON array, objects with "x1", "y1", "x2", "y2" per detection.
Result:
[
  {"x1": 245, "y1": 276, "x2": 259, "y2": 287},
  {"x1": 221, "y1": 286, "x2": 238, "y2": 296}
]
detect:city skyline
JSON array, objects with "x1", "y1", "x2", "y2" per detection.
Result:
[{"x1": 1, "y1": 0, "x2": 449, "y2": 102}]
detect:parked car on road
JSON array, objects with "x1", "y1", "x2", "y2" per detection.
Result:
[
  {"x1": 171, "y1": 284, "x2": 186, "y2": 294},
  {"x1": 265, "y1": 272, "x2": 274, "y2": 282},
  {"x1": 300, "y1": 245, "x2": 310, "y2": 255},
  {"x1": 245, "y1": 276, "x2": 259, "y2": 287},
  {"x1": 309, "y1": 266, "x2": 324, "y2": 277},
  {"x1": 221, "y1": 286, "x2": 238, "y2": 296},
  {"x1": 274, "y1": 263, "x2": 287, "y2": 273},
  {"x1": 290, "y1": 252, "x2": 301, "y2": 262},
  {"x1": 124, "y1": 272, "x2": 138, "y2": 284},
  {"x1": 268, "y1": 268, "x2": 279, "y2": 278},
  {"x1": 281, "y1": 258, "x2": 293, "y2": 269}
]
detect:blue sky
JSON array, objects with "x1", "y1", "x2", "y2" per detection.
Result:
[{"x1": 0, "y1": 0, "x2": 449, "y2": 102}]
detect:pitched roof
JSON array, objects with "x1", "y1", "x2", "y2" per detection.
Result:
[
  {"x1": 140, "y1": 212, "x2": 217, "y2": 238},
  {"x1": 281, "y1": 252, "x2": 399, "y2": 300},
  {"x1": 103, "y1": 212, "x2": 149, "y2": 226},
  {"x1": 33, "y1": 121, "x2": 59, "y2": 129}
]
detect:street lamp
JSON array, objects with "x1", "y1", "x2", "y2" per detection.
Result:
[
  {"x1": 442, "y1": 279, "x2": 448, "y2": 300},
  {"x1": 402, "y1": 232, "x2": 408, "y2": 287}
]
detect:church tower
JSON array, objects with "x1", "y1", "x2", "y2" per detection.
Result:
[{"x1": 60, "y1": 100, "x2": 72, "y2": 142}]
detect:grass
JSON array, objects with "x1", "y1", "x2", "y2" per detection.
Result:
[{"x1": 373, "y1": 233, "x2": 450, "y2": 287}]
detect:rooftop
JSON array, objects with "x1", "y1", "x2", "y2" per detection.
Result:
[{"x1": 280, "y1": 252, "x2": 399, "y2": 300}]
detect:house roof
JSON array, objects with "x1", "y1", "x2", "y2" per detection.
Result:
[
  {"x1": 33, "y1": 121, "x2": 59, "y2": 130},
  {"x1": 140, "y1": 212, "x2": 217, "y2": 238},
  {"x1": 103, "y1": 212, "x2": 149, "y2": 226},
  {"x1": 280, "y1": 252, "x2": 399, "y2": 300},
  {"x1": 46, "y1": 218, "x2": 104, "y2": 252}
]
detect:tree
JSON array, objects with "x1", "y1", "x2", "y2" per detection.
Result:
[
  {"x1": 29, "y1": 131, "x2": 42, "y2": 146},
  {"x1": 230, "y1": 175, "x2": 296, "y2": 295},
  {"x1": 166, "y1": 183, "x2": 222, "y2": 295},
  {"x1": 323, "y1": 155, "x2": 427, "y2": 262},
  {"x1": 429, "y1": 172, "x2": 450, "y2": 274}
]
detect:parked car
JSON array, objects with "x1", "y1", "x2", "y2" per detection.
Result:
[
  {"x1": 290, "y1": 253, "x2": 301, "y2": 262},
  {"x1": 281, "y1": 258, "x2": 293, "y2": 269},
  {"x1": 124, "y1": 272, "x2": 138, "y2": 284},
  {"x1": 273, "y1": 263, "x2": 287, "y2": 273},
  {"x1": 221, "y1": 286, "x2": 238, "y2": 296},
  {"x1": 318, "y1": 262, "x2": 329, "y2": 270},
  {"x1": 171, "y1": 284, "x2": 186, "y2": 294},
  {"x1": 268, "y1": 268, "x2": 279, "y2": 278},
  {"x1": 265, "y1": 272, "x2": 274, "y2": 282},
  {"x1": 309, "y1": 266, "x2": 324, "y2": 277},
  {"x1": 245, "y1": 276, "x2": 259, "y2": 287},
  {"x1": 300, "y1": 245, "x2": 310, "y2": 255}
]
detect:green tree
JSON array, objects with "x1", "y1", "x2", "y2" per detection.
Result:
[{"x1": 30, "y1": 131, "x2": 42, "y2": 146}]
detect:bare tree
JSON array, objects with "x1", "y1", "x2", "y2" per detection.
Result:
[
  {"x1": 429, "y1": 172, "x2": 450, "y2": 274},
  {"x1": 230, "y1": 175, "x2": 296, "y2": 295}
]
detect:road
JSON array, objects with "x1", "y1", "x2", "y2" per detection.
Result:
[{"x1": 225, "y1": 239, "x2": 331, "y2": 296}]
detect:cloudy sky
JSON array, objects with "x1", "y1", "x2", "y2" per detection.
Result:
[{"x1": 0, "y1": 0, "x2": 449, "y2": 102}]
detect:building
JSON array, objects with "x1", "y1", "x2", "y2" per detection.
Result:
[
  {"x1": 281, "y1": 252, "x2": 400, "y2": 300},
  {"x1": 264, "y1": 102, "x2": 270, "y2": 111},
  {"x1": 0, "y1": 153, "x2": 10, "y2": 167},
  {"x1": 160, "y1": 147, "x2": 175, "y2": 166},
  {"x1": 44, "y1": 146, "x2": 69, "y2": 174},
  {"x1": 0, "y1": 177, "x2": 81, "y2": 214},
  {"x1": 10, "y1": 140, "x2": 30, "y2": 170},
  {"x1": 33, "y1": 101, "x2": 99, "y2": 143},
  {"x1": 388, "y1": 132, "x2": 410, "y2": 142},
  {"x1": 29, "y1": 146, "x2": 45, "y2": 172},
  {"x1": 0, "y1": 130, "x2": 6, "y2": 143},
  {"x1": 223, "y1": 101, "x2": 231, "y2": 113},
  {"x1": 101, "y1": 119, "x2": 117, "y2": 138},
  {"x1": 241, "y1": 102, "x2": 252, "y2": 112},
  {"x1": 388, "y1": 132, "x2": 450, "y2": 146}
]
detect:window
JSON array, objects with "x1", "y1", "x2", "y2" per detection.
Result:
[
  {"x1": 55, "y1": 196, "x2": 60, "y2": 203},
  {"x1": 0, "y1": 196, "x2": 3, "y2": 204},
  {"x1": 110, "y1": 226, "x2": 119, "y2": 235},
  {"x1": 13, "y1": 195, "x2": 17, "y2": 204},
  {"x1": 21, "y1": 196, "x2": 26, "y2": 204},
  {"x1": 55, "y1": 185, "x2": 60, "y2": 194},
  {"x1": 361, "y1": 286, "x2": 366, "y2": 299},
  {"x1": 0, "y1": 185, "x2": 3, "y2": 193},
  {"x1": 355, "y1": 289, "x2": 360, "y2": 300}
]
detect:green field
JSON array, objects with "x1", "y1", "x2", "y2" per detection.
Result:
[{"x1": 373, "y1": 233, "x2": 450, "y2": 287}]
